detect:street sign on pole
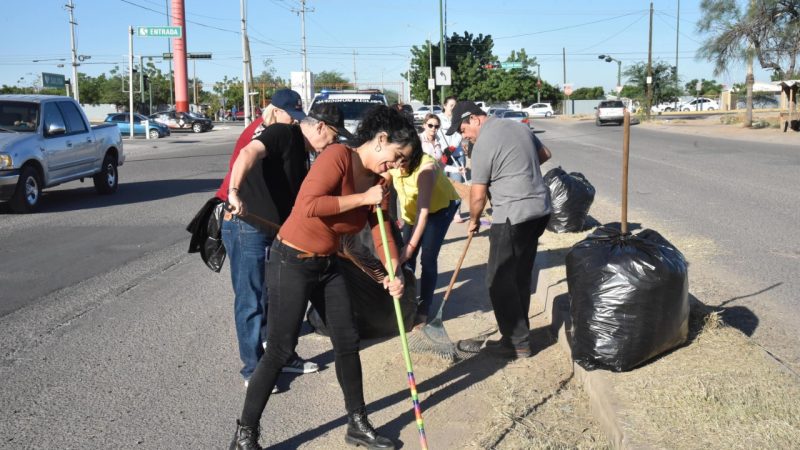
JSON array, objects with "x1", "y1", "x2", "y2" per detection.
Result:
[
  {"x1": 42, "y1": 72, "x2": 66, "y2": 89},
  {"x1": 435, "y1": 66, "x2": 453, "y2": 86},
  {"x1": 137, "y1": 26, "x2": 182, "y2": 38},
  {"x1": 563, "y1": 84, "x2": 573, "y2": 96},
  {"x1": 435, "y1": 66, "x2": 451, "y2": 85},
  {"x1": 500, "y1": 61, "x2": 523, "y2": 70}
]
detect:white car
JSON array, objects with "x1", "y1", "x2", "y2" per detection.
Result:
[
  {"x1": 679, "y1": 97, "x2": 719, "y2": 112},
  {"x1": 522, "y1": 102, "x2": 554, "y2": 118},
  {"x1": 651, "y1": 101, "x2": 681, "y2": 114},
  {"x1": 413, "y1": 105, "x2": 442, "y2": 122}
]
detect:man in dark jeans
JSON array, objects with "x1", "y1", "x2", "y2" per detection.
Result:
[{"x1": 446, "y1": 101, "x2": 552, "y2": 359}]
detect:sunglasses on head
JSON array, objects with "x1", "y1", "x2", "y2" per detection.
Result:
[{"x1": 426, "y1": 123, "x2": 440, "y2": 129}]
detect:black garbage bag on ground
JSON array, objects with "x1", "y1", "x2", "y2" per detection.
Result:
[
  {"x1": 307, "y1": 225, "x2": 417, "y2": 339},
  {"x1": 566, "y1": 227, "x2": 689, "y2": 371},
  {"x1": 544, "y1": 167, "x2": 596, "y2": 233}
]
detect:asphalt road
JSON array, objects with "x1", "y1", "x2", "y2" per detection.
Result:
[{"x1": 533, "y1": 117, "x2": 800, "y2": 368}]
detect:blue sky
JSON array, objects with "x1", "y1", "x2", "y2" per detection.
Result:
[{"x1": 1, "y1": 0, "x2": 775, "y2": 99}]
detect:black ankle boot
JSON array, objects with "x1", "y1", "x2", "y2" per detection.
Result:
[
  {"x1": 345, "y1": 406, "x2": 395, "y2": 449},
  {"x1": 229, "y1": 420, "x2": 262, "y2": 450}
]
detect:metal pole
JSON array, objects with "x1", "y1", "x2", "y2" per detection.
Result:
[
  {"x1": 438, "y1": 0, "x2": 445, "y2": 103},
  {"x1": 166, "y1": 0, "x2": 173, "y2": 106},
  {"x1": 646, "y1": 1, "x2": 654, "y2": 119},
  {"x1": 192, "y1": 58, "x2": 197, "y2": 108},
  {"x1": 300, "y1": 0, "x2": 309, "y2": 106},
  {"x1": 240, "y1": 0, "x2": 251, "y2": 125},
  {"x1": 537, "y1": 63, "x2": 541, "y2": 103},
  {"x1": 675, "y1": 0, "x2": 680, "y2": 107},
  {"x1": 617, "y1": 60, "x2": 622, "y2": 89},
  {"x1": 140, "y1": 55, "x2": 145, "y2": 108},
  {"x1": 67, "y1": 0, "x2": 80, "y2": 102},
  {"x1": 128, "y1": 26, "x2": 135, "y2": 139},
  {"x1": 428, "y1": 38, "x2": 434, "y2": 108}
]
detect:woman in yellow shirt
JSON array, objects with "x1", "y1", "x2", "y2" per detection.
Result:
[{"x1": 387, "y1": 149, "x2": 461, "y2": 326}]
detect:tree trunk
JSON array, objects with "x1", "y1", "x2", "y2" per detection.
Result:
[{"x1": 745, "y1": 49, "x2": 754, "y2": 128}]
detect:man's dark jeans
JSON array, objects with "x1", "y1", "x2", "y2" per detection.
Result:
[
  {"x1": 486, "y1": 215, "x2": 550, "y2": 349},
  {"x1": 240, "y1": 239, "x2": 364, "y2": 426}
]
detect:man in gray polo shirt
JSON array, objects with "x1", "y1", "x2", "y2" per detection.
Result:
[{"x1": 446, "y1": 101, "x2": 551, "y2": 359}]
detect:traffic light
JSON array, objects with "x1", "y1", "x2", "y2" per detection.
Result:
[
  {"x1": 143, "y1": 74, "x2": 149, "y2": 89},
  {"x1": 483, "y1": 64, "x2": 496, "y2": 70}
]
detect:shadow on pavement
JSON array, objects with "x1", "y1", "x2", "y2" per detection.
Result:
[{"x1": 3, "y1": 178, "x2": 221, "y2": 214}]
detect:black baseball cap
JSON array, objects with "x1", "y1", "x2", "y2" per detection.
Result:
[
  {"x1": 308, "y1": 103, "x2": 354, "y2": 141},
  {"x1": 270, "y1": 89, "x2": 306, "y2": 121},
  {"x1": 445, "y1": 101, "x2": 485, "y2": 136}
]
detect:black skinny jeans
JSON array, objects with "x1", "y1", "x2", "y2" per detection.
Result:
[
  {"x1": 240, "y1": 239, "x2": 364, "y2": 427},
  {"x1": 486, "y1": 215, "x2": 550, "y2": 348}
]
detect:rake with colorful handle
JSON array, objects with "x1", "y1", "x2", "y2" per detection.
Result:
[{"x1": 375, "y1": 206, "x2": 430, "y2": 450}]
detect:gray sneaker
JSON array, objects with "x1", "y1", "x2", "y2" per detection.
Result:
[{"x1": 282, "y1": 354, "x2": 319, "y2": 374}]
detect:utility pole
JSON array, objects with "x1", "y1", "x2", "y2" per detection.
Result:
[
  {"x1": 128, "y1": 26, "x2": 134, "y2": 139},
  {"x1": 675, "y1": 0, "x2": 680, "y2": 109},
  {"x1": 429, "y1": 38, "x2": 434, "y2": 108},
  {"x1": 536, "y1": 63, "x2": 541, "y2": 103},
  {"x1": 438, "y1": 0, "x2": 445, "y2": 103},
  {"x1": 66, "y1": 0, "x2": 80, "y2": 102},
  {"x1": 192, "y1": 58, "x2": 197, "y2": 107},
  {"x1": 140, "y1": 55, "x2": 145, "y2": 107},
  {"x1": 240, "y1": 0, "x2": 251, "y2": 125},
  {"x1": 292, "y1": 0, "x2": 313, "y2": 106},
  {"x1": 165, "y1": 0, "x2": 173, "y2": 106},
  {"x1": 562, "y1": 47, "x2": 566, "y2": 85},
  {"x1": 646, "y1": 1, "x2": 654, "y2": 119},
  {"x1": 353, "y1": 50, "x2": 357, "y2": 88}
]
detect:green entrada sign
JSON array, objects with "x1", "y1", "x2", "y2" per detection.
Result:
[
  {"x1": 500, "y1": 61, "x2": 523, "y2": 70},
  {"x1": 137, "y1": 26, "x2": 182, "y2": 38}
]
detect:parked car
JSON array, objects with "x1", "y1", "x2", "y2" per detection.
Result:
[
  {"x1": 233, "y1": 107, "x2": 262, "y2": 120},
  {"x1": 651, "y1": 100, "x2": 681, "y2": 114},
  {"x1": 150, "y1": 110, "x2": 214, "y2": 133},
  {"x1": 486, "y1": 107, "x2": 509, "y2": 117},
  {"x1": 413, "y1": 105, "x2": 443, "y2": 122},
  {"x1": 595, "y1": 100, "x2": 626, "y2": 126},
  {"x1": 0, "y1": 94, "x2": 124, "y2": 213},
  {"x1": 105, "y1": 113, "x2": 170, "y2": 139},
  {"x1": 522, "y1": 102, "x2": 554, "y2": 118},
  {"x1": 308, "y1": 90, "x2": 388, "y2": 140},
  {"x1": 679, "y1": 97, "x2": 719, "y2": 112},
  {"x1": 497, "y1": 110, "x2": 533, "y2": 129}
]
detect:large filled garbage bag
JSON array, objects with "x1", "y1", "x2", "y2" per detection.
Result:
[
  {"x1": 307, "y1": 225, "x2": 417, "y2": 339},
  {"x1": 566, "y1": 227, "x2": 689, "y2": 371},
  {"x1": 544, "y1": 167, "x2": 596, "y2": 233}
]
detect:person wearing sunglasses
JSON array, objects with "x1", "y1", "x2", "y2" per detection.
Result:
[{"x1": 419, "y1": 113, "x2": 466, "y2": 181}]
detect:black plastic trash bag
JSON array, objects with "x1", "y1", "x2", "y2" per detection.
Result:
[
  {"x1": 544, "y1": 167, "x2": 596, "y2": 233},
  {"x1": 566, "y1": 227, "x2": 689, "y2": 371},
  {"x1": 307, "y1": 225, "x2": 417, "y2": 339}
]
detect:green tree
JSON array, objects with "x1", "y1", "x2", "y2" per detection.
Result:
[
  {"x1": 315, "y1": 70, "x2": 353, "y2": 90},
  {"x1": 684, "y1": 78, "x2": 724, "y2": 96},
  {"x1": 570, "y1": 86, "x2": 606, "y2": 100},
  {"x1": 622, "y1": 61, "x2": 682, "y2": 107}
]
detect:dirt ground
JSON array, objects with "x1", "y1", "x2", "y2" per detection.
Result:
[
  {"x1": 354, "y1": 223, "x2": 610, "y2": 449},
  {"x1": 350, "y1": 116, "x2": 797, "y2": 449}
]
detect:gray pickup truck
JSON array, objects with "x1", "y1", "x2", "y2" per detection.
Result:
[{"x1": 0, "y1": 95, "x2": 124, "y2": 213}]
